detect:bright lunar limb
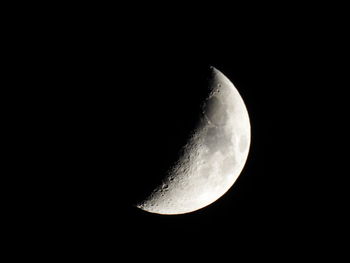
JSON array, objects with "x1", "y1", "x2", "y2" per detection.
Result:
[{"x1": 136, "y1": 67, "x2": 251, "y2": 215}]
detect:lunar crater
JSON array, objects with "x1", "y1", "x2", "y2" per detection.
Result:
[{"x1": 203, "y1": 96, "x2": 228, "y2": 127}]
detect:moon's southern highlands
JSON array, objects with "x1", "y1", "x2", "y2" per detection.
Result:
[{"x1": 136, "y1": 67, "x2": 251, "y2": 215}]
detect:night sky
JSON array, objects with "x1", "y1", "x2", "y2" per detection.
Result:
[
  {"x1": 15, "y1": 4, "x2": 345, "y2": 260},
  {"x1": 55, "y1": 34, "x2": 317, "y2": 254}
]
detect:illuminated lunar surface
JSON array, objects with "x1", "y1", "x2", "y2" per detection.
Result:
[{"x1": 137, "y1": 67, "x2": 251, "y2": 215}]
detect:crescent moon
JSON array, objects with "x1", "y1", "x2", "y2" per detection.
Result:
[{"x1": 136, "y1": 67, "x2": 251, "y2": 215}]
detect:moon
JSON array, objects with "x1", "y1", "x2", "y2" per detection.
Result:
[{"x1": 136, "y1": 67, "x2": 251, "y2": 215}]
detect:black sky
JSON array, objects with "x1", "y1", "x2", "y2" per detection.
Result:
[
  {"x1": 13, "y1": 3, "x2": 347, "y2": 260},
  {"x1": 58, "y1": 30, "x2": 317, "y2": 251}
]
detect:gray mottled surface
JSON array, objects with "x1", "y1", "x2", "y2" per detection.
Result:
[{"x1": 137, "y1": 67, "x2": 251, "y2": 214}]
